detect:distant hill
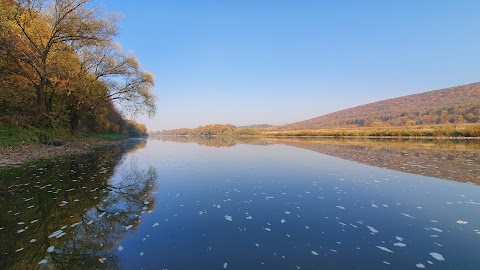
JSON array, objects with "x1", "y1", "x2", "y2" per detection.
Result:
[{"x1": 281, "y1": 82, "x2": 480, "y2": 130}]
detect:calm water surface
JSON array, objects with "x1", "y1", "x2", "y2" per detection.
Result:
[{"x1": 1, "y1": 138, "x2": 480, "y2": 269}]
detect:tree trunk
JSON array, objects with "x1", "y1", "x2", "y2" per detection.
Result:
[
  {"x1": 36, "y1": 58, "x2": 47, "y2": 122},
  {"x1": 69, "y1": 107, "x2": 80, "y2": 133}
]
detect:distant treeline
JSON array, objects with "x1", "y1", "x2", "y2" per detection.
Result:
[
  {"x1": 150, "y1": 124, "x2": 261, "y2": 136},
  {"x1": 0, "y1": 0, "x2": 156, "y2": 136},
  {"x1": 152, "y1": 123, "x2": 480, "y2": 138}
]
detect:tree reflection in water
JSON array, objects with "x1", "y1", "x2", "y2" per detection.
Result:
[
  {"x1": 154, "y1": 136, "x2": 480, "y2": 185},
  {"x1": 0, "y1": 140, "x2": 158, "y2": 269}
]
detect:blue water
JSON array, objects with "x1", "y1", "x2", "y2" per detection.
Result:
[{"x1": 1, "y1": 138, "x2": 479, "y2": 269}]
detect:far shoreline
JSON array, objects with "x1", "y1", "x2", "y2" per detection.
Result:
[{"x1": 149, "y1": 134, "x2": 480, "y2": 140}]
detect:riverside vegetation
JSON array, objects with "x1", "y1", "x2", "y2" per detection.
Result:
[
  {"x1": 0, "y1": 0, "x2": 156, "y2": 147},
  {"x1": 151, "y1": 123, "x2": 480, "y2": 138}
]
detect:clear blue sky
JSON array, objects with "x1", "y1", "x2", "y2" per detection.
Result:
[{"x1": 95, "y1": 0, "x2": 480, "y2": 131}]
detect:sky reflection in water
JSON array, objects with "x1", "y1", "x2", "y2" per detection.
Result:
[{"x1": 1, "y1": 138, "x2": 480, "y2": 269}]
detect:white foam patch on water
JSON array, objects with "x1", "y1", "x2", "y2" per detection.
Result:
[
  {"x1": 255, "y1": 243, "x2": 259, "y2": 247},
  {"x1": 152, "y1": 222, "x2": 159, "y2": 227},
  {"x1": 372, "y1": 204, "x2": 378, "y2": 208},
  {"x1": 336, "y1": 206, "x2": 345, "y2": 210},
  {"x1": 394, "y1": 243, "x2": 406, "y2": 247},
  {"x1": 401, "y1": 213, "x2": 415, "y2": 218},
  {"x1": 456, "y1": 220, "x2": 468, "y2": 224},
  {"x1": 223, "y1": 262, "x2": 228, "y2": 268},
  {"x1": 118, "y1": 246, "x2": 124, "y2": 251},
  {"x1": 430, "y1": 252, "x2": 445, "y2": 261},
  {"x1": 376, "y1": 246, "x2": 394, "y2": 253},
  {"x1": 48, "y1": 230, "x2": 63, "y2": 238},
  {"x1": 225, "y1": 215, "x2": 233, "y2": 221},
  {"x1": 383, "y1": 261, "x2": 390, "y2": 265},
  {"x1": 71, "y1": 221, "x2": 82, "y2": 227},
  {"x1": 140, "y1": 252, "x2": 144, "y2": 256},
  {"x1": 281, "y1": 218, "x2": 286, "y2": 224},
  {"x1": 285, "y1": 211, "x2": 291, "y2": 214},
  {"x1": 416, "y1": 263, "x2": 425, "y2": 268},
  {"x1": 265, "y1": 228, "x2": 271, "y2": 231},
  {"x1": 311, "y1": 251, "x2": 319, "y2": 255},
  {"x1": 430, "y1": 227, "x2": 443, "y2": 232},
  {"x1": 367, "y1": 226, "x2": 379, "y2": 234},
  {"x1": 396, "y1": 236, "x2": 404, "y2": 241},
  {"x1": 246, "y1": 216, "x2": 252, "y2": 220}
]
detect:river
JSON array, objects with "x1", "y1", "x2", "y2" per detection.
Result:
[{"x1": 1, "y1": 137, "x2": 479, "y2": 269}]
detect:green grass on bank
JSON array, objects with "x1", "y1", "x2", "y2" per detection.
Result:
[
  {"x1": 0, "y1": 126, "x2": 128, "y2": 148},
  {"x1": 0, "y1": 126, "x2": 68, "y2": 147}
]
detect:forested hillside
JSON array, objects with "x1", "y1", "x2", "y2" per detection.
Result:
[
  {"x1": 282, "y1": 83, "x2": 480, "y2": 130},
  {"x1": 0, "y1": 0, "x2": 156, "y2": 136}
]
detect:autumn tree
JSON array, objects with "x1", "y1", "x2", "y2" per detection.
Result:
[
  {"x1": 3, "y1": 0, "x2": 116, "y2": 122},
  {"x1": 1, "y1": 0, "x2": 157, "y2": 133}
]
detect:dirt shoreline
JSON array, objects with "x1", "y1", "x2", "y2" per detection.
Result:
[{"x1": 0, "y1": 140, "x2": 127, "y2": 168}]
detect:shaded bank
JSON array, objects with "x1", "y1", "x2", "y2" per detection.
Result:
[
  {"x1": 155, "y1": 136, "x2": 480, "y2": 185},
  {"x1": 0, "y1": 140, "x2": 158, "y2": 269}
]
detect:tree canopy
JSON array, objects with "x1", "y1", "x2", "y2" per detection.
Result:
[{"x1": 0, "y1": 0, "x2": 157, "y2": 134}]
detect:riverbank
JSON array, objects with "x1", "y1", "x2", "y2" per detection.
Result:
[
  {"x1": 261, "y1": 123, "x2": 480, "y2": 138},
  {"x1": 0, "y1": 139, "x2": 127, "y2": 168}
]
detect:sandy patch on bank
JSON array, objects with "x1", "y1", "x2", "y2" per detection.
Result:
[{"x1": 0, "y1": 140, "x2": 125, "y2": 168}]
